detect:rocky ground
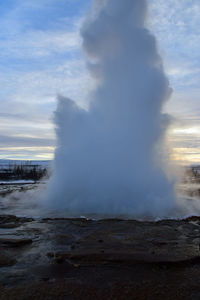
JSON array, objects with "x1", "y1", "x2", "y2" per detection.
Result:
[{"x1": 1, "y1": 214, "x2": 200, "y2": 299}]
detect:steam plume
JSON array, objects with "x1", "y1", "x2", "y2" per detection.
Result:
[{"x1": 47, "y1": 0, "x2": 175, "y2": 218}]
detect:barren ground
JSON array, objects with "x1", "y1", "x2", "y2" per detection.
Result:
[{"x1": 1, "y1": 213, "x2": 200, "y2": 299}]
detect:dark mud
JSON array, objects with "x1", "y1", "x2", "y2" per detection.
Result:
[{"x1": 0, "y1": 215, "x2": 200, "y2": 299}]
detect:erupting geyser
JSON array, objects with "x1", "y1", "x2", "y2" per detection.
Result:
[{"x1": 47, "y1": 0, "x2": 175, "y2": 217}]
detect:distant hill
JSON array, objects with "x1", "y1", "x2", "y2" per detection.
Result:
[{"x1": 0, "y1": 160, "x2": 52, "y2": 170}]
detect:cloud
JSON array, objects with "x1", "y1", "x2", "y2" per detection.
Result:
[
  {"x1": 0, "y1": 135, "x2": 55, "y2": 147},
  {"x1": 149, "y1": 0, "x2": 200, "y2": 93},
  {"x1": 0, "y1": 147, "x2": 54, "y2": 160},
  {"x1": 0, "y1": 0, "x2": 199, "y2": 162},
  {"x1": 0, "y1": 30, "x2": 81, "y2": 59}
]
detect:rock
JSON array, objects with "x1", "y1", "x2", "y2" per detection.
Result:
[
  {"x1": 55, "y1": 256, "x2": 65, "y2": 264},
  {"x1": 41, "y1": 277, "x2": 50, "y2": 282},
  {"x1": 47, "y1": 252, "x2": 54, "y2": 258},
  {"x1": 0, "y1": 252, "x2": 16, "y2": 267},
  {"x1": 0, "y1": 237, "x2": 32, "y2": 248},
  {"x1": 0, "y1": 215, "x2": 34, "y2": 229},
  {"x1": 184, "y1": 216, "x2": 200, "y2": 222}
]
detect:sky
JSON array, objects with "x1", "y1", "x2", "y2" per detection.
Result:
[{"x1": 0, "y1": 0, "x2": 199, "y2": 164}]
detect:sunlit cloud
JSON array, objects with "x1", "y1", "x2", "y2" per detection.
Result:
[
  {"x1": 172, "y1": 127, "x2": 200, "y2": 135},
  {"x1": 171, "y1": 148, "x2": 200, "y2": 165},
  {"x1": 0, "y1": 147, "x2": 55, "y2": 160}
]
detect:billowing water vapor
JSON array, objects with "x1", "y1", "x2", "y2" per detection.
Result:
[{"x1": 47, "y1": 0, "x2": 176, "y2": 218}]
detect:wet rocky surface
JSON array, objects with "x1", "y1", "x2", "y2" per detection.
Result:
[
  {"x1": 0, "y1": 183, "x2": 37, "y2": 198},
  {"x1": 1, "y1": 215, "x2": 200, "y2": 299}
]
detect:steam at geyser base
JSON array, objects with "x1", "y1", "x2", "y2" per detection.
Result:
[{"x1": 46, "y1": 0, "x2": 176, "y2": 219}]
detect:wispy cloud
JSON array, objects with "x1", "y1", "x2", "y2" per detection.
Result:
[
  {"x1": 0, "y1": 0, "x2": 92, "y2": 160},
  {"x1": 149, "y1": 0, "x2": 200, "y2": 92},
  {"x1": 0, "y1": 135, "x2": 55, "y2": 147},
  {"x1": 0, "y1": 30, "x2": 81, "y2": 59}
]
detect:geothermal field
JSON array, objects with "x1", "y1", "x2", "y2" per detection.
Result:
[
  {"x1": 0, "y1": 0, "x2": 200, "y2": 299},
  {"x1": 1, "y1": 177, "x2": 200, "y2": 299}
]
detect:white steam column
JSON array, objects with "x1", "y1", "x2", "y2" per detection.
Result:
[{"x1": 47, "y1": 0, "x2": 175, "y2": 218}]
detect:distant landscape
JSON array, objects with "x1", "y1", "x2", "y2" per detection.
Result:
[
  {"x1": 0, "y1": 159, "x2": 200, "y2": 185},
  {"x1": 184, "y1": 165, "x2": 200, "y2": 184},
  {"x1": 0, "y1": 160, "x2": 51, "y2": 182}
]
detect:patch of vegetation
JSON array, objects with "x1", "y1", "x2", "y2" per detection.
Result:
[{"x1": 0, "y1": 163, "x2": 48, "y2": 181}]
